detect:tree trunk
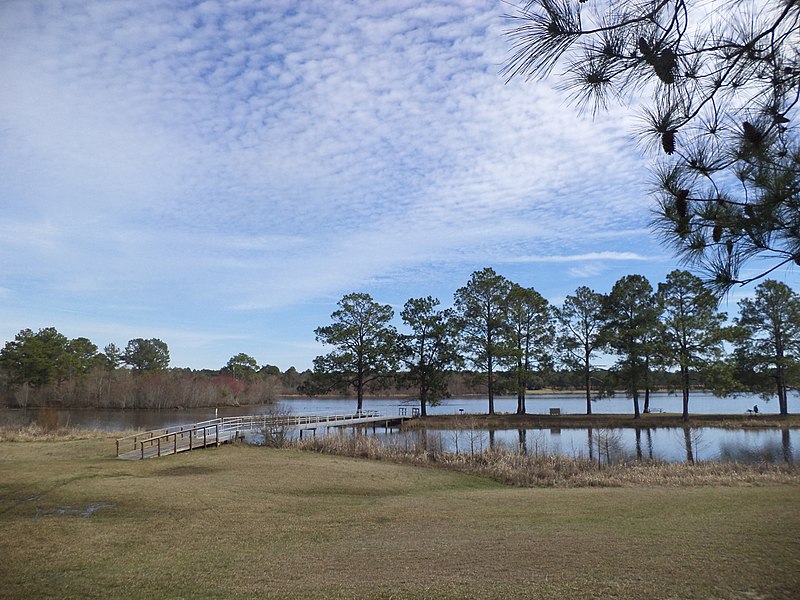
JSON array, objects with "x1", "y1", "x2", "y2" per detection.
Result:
[
  {"x1": 632, "y1": 389, "x2": 641, "y2": 419},
  {"x1": 584, "y1": 360, "x2": 592, "y2": 415},
  {"x1": 356, "y1": 356, "x2": 365, "y2": 413},
  {"x1": 774, "y1": 331, "x2": 788, "y2": 415},
  {"x1": 487, "y1": 360, "x2": 495, "y2": 415},
  {"x1": 776, "y1": 368, "x2": 788, "y2": 416},
  {"x1": 779, "y1": 384, "x2": 788, "y2": 416},
  {"x1": 682, "y1": 365, "x2": 690, "y2": 422},
  {"x1": 516, "y1": 353, "x2": 526, "y2": 414}
]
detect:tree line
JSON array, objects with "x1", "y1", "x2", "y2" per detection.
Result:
[
  {"x1": 0, "y1": 327, "x2": 476, "y2": 409},
  {"x1": 2, "y1": 269, "x2": 797, "y2": 415},
  {"x1": 0, "y1": 332, "x2": 300, "y2": 409},
  {"x1": 308, "y1": 269, "x2": 800, "y2": 419}
]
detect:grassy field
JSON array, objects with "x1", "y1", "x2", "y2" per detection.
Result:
[{"x1": 1, "y1": 434, "x2": 799, "y2": 599}]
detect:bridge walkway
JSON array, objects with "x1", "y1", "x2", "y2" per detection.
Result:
[{"x1": 115, "y1": 411, "x2": 408, "y2": 460}]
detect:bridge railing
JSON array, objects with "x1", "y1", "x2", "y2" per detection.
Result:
[
  {"x1": 116, "y1": 418, "x2": 224, "y2": 456},
  {"x1": 116, "y1": 411, "x2": 393, "y2": 457},
  {"x1": 217, "y1": 411, "x2": 387, "y2": 434},
  {"x1": 127, "y1": 423, "x2": 223, "y2": 459}
]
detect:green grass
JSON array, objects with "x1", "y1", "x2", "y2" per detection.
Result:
[{"x1": 1, "y1": 436, "x2": 799, "y2": 599}]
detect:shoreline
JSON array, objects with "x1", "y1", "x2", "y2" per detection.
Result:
[{"x1": 402, "y1": 413, "x2": 800, "y2": 430}]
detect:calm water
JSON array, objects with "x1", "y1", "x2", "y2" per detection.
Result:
[
  {"x1": 360, "y1": 426, "x2": 797, "y2": 464},
  {"x1": 280, "y1": 391, "x2": 796, "y2": 417},
  {"x1": 2, "y1": 392, "x2": 792, "y2": 431},
  {"x1": 3, "y1": 392, "x2": 797, "y2": 464}
]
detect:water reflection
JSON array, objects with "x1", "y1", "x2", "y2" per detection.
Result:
[
  {"x1": 279, "y1": 392, "x2": 797, "y2": 416},
  {"x1": 683, "y1": 427, "x2": 694, "y2": 463},
  {"x1": 2, "y1": 392, "x2": 795, "y2": 432},
  {"x1": 372, "y1": 427, "x2": 797, "y2": 465},
  {"x1": 719, "y1": 428, "x2": 794, "y2": 463},
  {"x1": 1, "y1": 395, "x2": 796, "y2": 465},
  {"x1": 784, "y1": 428, "x2": 792, "y2": 463}
]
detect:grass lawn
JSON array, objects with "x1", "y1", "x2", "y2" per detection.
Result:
[{"x1": 1, "y1": 435, "x2": 799, "y2": 599}]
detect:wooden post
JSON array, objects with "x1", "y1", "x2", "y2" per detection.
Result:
[{"x1": 173, "y1": 435, "x2": 177, "y2": 455}]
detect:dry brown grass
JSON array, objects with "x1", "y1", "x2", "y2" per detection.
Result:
[
  {"x1": 1, "y1": 436, "x2": 799, "y2": 598},
  {"x1": 292, "y1": 433, "x2": 800, "y2": 487},
  {"x1": 0, "y1": 424, "x2": 135, "y2": 443}
]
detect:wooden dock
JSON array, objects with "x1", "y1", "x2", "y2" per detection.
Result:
[{"x1": 115, "y1": 411, "x2": 409, "y2": 460}]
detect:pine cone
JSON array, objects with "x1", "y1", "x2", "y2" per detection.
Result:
[
  {"x1": 638, "y1": 37, "x2": 653, "y2": 59},
  {"x1": 662, "y1": 130, "x2": 675, "y2": 154},
  {"x1": 742, "y1": 122, "x2": 761, "y2": 146},
  {"x1": 675, "y1": 189, "x2": 689, "y2": 217},
  {"x1": 655, "y1": 48, "x2": 676, "y2": 84}
]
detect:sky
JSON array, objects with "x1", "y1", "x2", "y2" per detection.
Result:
[{"x1": 1, "y1": 0, "x2": 797, "y2": 371}]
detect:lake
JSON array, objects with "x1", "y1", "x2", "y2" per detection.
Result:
[
  {"x1": 358, "y1": 426, "x2": 798, "y2": 464},
  {"x1": 1, "y1": 392, "x2": 792, "y2": 431},
  {"x1": 281, "y1": 391, "x2": 794, "y2": 417},
  {"x1": 2, "y1": 392, "x2": 797, "y2": 464}
]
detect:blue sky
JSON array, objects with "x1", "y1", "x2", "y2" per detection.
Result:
[{"x1": 2, "y1": 0, "x2": 797, "y2": 371}]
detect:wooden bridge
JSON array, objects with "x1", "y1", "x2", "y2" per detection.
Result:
[{"x1": 115, "y1": 411, "x2": 410, "y2": 460}]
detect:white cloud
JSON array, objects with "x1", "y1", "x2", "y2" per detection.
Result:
[
  {"x1": 567, "y1": 264, "x2": 612, "y2": 279},
  {"x1": 2, "y1": 0, "x2": 793, "y2": 369},
  {"x1": 506, "y1": 252, "x2": 656, "y2": 264}
]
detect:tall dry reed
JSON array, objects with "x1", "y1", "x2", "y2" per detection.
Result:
[
  {"x1": 0, "y1": 424, "x2": 127, "y2": 442},
  {"x1": 289, "y1": 433, "x2": 800, "y2": 487}
]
